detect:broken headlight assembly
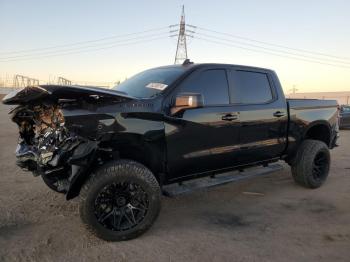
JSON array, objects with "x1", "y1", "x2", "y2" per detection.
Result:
[{"x1": 12, "y1": 103, "x2": 82, "y2": 191}]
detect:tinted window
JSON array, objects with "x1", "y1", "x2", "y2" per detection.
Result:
[
  {"x1": 232, "y1": 71, "x2": 273, "y2": 104},
  {"x1": 342, "y1": 106, "x2": 350, "y2": 113},
  {"x1": 179, "y1": 69, "x2": 229, "y2": 105}
]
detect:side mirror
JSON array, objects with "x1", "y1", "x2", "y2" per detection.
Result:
[{"x1": 171, "y1": 93, "x2": 204, "y2": 115}]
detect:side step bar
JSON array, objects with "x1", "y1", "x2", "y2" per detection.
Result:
[{"x1": 162, "y1": 163, "x2": 284, "y2": 197}]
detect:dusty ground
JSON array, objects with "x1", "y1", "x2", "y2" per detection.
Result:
[{"x1": 0, "y1": 103, "x2": 349, "y2": 262}]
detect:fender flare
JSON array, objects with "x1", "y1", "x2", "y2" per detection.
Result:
[{"x1": 302, "y1": 120, "x2": 332, "y2": 146}]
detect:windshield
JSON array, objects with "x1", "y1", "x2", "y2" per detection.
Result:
[{"x1": 112, "y1": 67, "x2": 185, "y2": 98}]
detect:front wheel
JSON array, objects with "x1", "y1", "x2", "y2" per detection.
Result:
[
  {"x1": 79, "y1": 160, "x2": 161, "y2": 241},
  {"x1": 291, "y1": 139, "x2": 331, "y2": 188}
]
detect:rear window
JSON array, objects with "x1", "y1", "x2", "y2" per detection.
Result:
[{"x1": 232, "y1": 71, "x2": 273, "y2": 104}]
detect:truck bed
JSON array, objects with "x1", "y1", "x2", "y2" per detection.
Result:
[
  {"x1": 287, "y1": 98, "x2": 338, "y2": 110},
  {"x1": 286, "y1": 98, "x2": 339, "y2": 154}
]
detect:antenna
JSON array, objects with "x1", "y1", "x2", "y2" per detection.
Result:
[{"x1": 174, "y1": 5, "x2": 188, "y2": 64}]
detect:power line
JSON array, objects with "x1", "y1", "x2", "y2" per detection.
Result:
[
  {"x1": 193, "y1": 25, "x2": 350, "y2": 62},
  {"x1": 0, "y1": 26, "x2": 170, "y2": 55},
  {"x1": 1, "y1": 19, "x2": 348, "y2": 69},
  {"x1": 194, "y1": 31, "x2": 350, "y2": 66},
  {"x1": 0, "y1": 31, "x2": 170, "y2": 60},
  {"x1": 0, "y1": 35, "x2": 169, "y2": 62},
  {"x1": 0, "y1": 36, "x2": 169, "y2": 62},
  {"x1": 193, "y1": 35, "x2": 350, "y2": 69}
]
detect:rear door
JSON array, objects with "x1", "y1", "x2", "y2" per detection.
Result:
[
  {"x1": 228, "y1": 68, "x2": 288, "y2": 163},
  {"x1": 165, "y1": 67, "x2": 241, "y2": 180}
]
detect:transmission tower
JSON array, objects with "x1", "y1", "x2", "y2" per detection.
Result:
[
  {"x1": 174, "y1": 5, "x2": 188, "y2": 64},
  {"x1": 13, "y1": 75, "x2": 39, "y2": 88},
  {"x1": 57, "y1": 77, "x2": 72, "y2": 85}
]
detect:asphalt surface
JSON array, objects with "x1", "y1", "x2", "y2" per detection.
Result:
[{"x1": 0, "y1": 103, "x2": 349, "y2": 262}]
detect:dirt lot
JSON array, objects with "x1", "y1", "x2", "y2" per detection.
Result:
[{"x1": 0, "y1": 103, "x2": 349, "y2": 262}]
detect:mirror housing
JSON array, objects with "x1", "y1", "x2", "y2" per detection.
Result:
[{"x1": 171, "y1": 93, "x2": 204, "y2": 115}]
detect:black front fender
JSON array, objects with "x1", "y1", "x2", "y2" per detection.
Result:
[{"x1": 66, "y1": 140, "x2": 99, "y2": 200}]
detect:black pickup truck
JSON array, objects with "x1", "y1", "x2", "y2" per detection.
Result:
[{"x1": 2, "y1": 62, "x2": 339, "y2": 241}]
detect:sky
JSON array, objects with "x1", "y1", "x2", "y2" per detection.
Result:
[{"x1": 0, "y1": 0, "x2": 349, "y2": 92}]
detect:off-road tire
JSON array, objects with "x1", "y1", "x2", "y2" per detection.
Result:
[
  {"x1": 291, "y1": 139, "x2": 330, "y2": 188},
  {"x1": 79, "y1": 160, "x2": 161, "y2": 241}
]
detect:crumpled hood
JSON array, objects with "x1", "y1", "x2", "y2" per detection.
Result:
[{"x1": 2, "y1": 85, "x2": 136, "y2": 105}]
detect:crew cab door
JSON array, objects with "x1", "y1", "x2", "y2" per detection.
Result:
[
  {"x1": 164, "y1": 68, "x2": 241, "y2": 181},
  {"x1": 228, "y1": 68, "x2": 288, "y2": 163}
]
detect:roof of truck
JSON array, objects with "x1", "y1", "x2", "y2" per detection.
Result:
[{"x1": 154, "y1": 62, "x2": 275, "y2": 73}]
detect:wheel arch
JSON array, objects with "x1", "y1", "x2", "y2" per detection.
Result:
[
  {"x1": 108, "y1": 132, "x2": 166, "y2": 179},
  {"x1": 303, "y1": 121, "x2": 331, "y2": 147},
  {"x1": 66, "y1": 132, "x2": 166, "y2": 200}
]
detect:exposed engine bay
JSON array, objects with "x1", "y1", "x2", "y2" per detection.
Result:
[
  {"x1": 12, "y1": 103, "x2": 82, "y2": 192},
  {"x1": 3, "y1": 84, "x2": 140, "y2": 198}
]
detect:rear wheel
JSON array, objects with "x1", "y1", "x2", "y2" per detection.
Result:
[
  {"x1": 79, "y1": 160, "x2": 161, "y2": 241},
  {"x1": 291, "y1": 139, "x2": 330, "y2": 188}
]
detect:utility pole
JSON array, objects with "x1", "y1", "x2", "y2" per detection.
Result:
[
  {"x1": 174, "y1": 5, "x2": 188, "y2": 64},
  {"x1": 289, "y1": 85, "x2": 298, "y2": 95}
]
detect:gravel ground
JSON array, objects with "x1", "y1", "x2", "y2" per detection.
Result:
[{"x1": 0, "y1": 103, "x2": 349, "y2": 262}]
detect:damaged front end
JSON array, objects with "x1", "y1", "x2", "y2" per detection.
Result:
[
  {"x1": 3, "y1": 85, "x2": 135, "y2": 198},
  {"x1": 12, "y1": 103, "x2": 82, "y2": 192}
]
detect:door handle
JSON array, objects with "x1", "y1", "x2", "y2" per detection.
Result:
[
  {"x1": 273, "y1": 111, "x2": 285, "y2": 118},
  {"x1": 221, "y1": 114, "x2": 238, "y2": 121}
]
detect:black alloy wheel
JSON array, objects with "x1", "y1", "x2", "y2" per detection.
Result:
[
  {"x1": 312, "y1": 151, "x2": 329, "y2": 181},
  {"x1": 291, "y1": 139, "x2": 331, "y2": 188},
  {"x1": 79, "y1": 160, "x2": 161, "y2": 241},
  {"x1": 94, "y1": 181, "x2": 149, "y2": 232}
]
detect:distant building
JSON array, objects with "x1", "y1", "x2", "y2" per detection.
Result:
[{"x1": 287, "y1": 91, "x2": 350, "y2": 105}]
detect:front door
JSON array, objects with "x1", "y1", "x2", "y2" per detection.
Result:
[{"x1": 164, "y1": 68, "x2": 241, "y2": 181}]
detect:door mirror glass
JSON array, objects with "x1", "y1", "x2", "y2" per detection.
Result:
[{"x1": 171, "y1": 93, "x2": 204, "y2": 115}]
